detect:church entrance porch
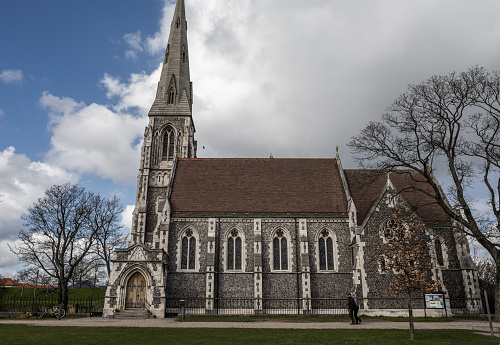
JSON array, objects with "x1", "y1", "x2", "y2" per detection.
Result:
[{"x1": 126, "y1": 272, "x2": 146, "y2": 308}]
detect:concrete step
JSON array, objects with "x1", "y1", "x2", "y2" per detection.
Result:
[{"x1": 113, "y1": 309, "x2": 150, "y2": 319}]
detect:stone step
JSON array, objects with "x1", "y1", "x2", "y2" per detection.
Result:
[{"x1": 113, "y1": 309, "x2": 150, "y2": 319}]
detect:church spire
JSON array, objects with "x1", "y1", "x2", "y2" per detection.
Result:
[{"x1": 149, "y1": 0, "x2": 192, "y2": 117}]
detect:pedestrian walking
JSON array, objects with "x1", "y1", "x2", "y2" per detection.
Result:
[
  {"x1": 347, "y1": 293, "x2": 355, "y2": 324},
  {"x1": 352, "y1": 293, "x2": 362, "y2": 324}
]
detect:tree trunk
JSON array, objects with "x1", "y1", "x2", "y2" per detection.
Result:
[
  {"x1": 494, "y1": 262, "x2": 500, "y2": 321},
  {"x1": 408, "y1": 294, "x2": 415, "y2": 341},
  {"x1": 60, "y1": 279, "x2": 69, "y2": 310}
]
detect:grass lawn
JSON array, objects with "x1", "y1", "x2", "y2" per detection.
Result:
[
  {"x1": 177, "y1": 314, "x2": 487, "y2": 323},
  {"x1": 0, "y1": 325, "x2": 497, "y2": 345}
]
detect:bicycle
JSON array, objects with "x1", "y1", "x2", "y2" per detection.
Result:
[{"x1": 43, "y1": 304, "x2": 66, "y2": 318}]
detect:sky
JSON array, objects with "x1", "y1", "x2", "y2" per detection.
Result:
[{"x1": 1, "y1": 0, "x2": 500, "y2": 277}]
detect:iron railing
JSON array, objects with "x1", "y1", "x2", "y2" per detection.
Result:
[
  {"x1": 0, "y1": 297, "x2": 104, "y2": 314},
  {"x1": 164, "y1": 297, "x2": 484, "y2": 316}
]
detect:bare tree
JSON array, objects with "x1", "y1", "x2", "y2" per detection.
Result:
[
  {"x1": 349, "y1": 66, "x2": 500, "y2": 317},
  {"x1": 10, "y1": 183, "x2": 122, "y2": 309},
  {"x1": 370, "y1": 207, "x2": 437, "y2": 341},
  {"x1": 91, "y1": 195, "x2": 127, "y2": 277}
]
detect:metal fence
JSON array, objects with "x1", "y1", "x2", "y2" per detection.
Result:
[
  {"x1": 0, "y1": 297, "x2": 104, "y2": 314},
  {"x1": 165, "y1": 297, "x2": 485, "y2": 316}
]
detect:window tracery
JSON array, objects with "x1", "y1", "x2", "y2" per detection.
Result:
[
  {"x1": 273, "y1": 229, "x2": 289, "y2": 271},
  {"x1": 180, "y1": 229, "x2": 197, "y2": 270},
  {"x1": 162, "y1": 127, "x2": 175, "y2": 161},
  {"x1": 227, "y1": 229, "x2": 243, "y2": 271},
  {"x1": 318, "y1": 229, "x2": 335, "y2": 271}
]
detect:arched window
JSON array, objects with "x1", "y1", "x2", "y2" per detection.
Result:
[
  {"x1": 167, "y1": 87, "x2": 175, "y2": 104},
  {"x1": 162, "y1": 127, "x2": 175, "y2": 161},
  {"x1": 176, "y1": 17, "x2": 180, "y2": 29},
  {"x1": 273, "y1": 229, "x2": 288, "y2": 271},
  {"x1": 182, "y1": 45, "x2": 186, "y2": 63},
  {"x1": 318, "y1": 229, "x2": 335, "y2": 271},
  {"x1": 435, "y1": 239, "x2": 444, "y2": 266},
  {"x1": 227, "y1": 229, "x2": 242, "y2": 270},
  {"x1": 181, "y1": 229, "x2": 196, "y2": 270}
]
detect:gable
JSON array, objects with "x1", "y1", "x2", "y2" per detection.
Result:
[
  {"x1": 170, "y1": 158, "x2": 348, "y2": 217},
  {"x1": 344, "y1": 170, "x2": 451, "y2": 226}
]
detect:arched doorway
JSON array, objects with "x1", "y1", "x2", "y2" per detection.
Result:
[{"x1": 125, "y1": 272, "x2": 146, "y2": 308}]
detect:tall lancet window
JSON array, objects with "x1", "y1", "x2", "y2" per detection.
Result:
[
  {"x1": 318, "y1": 229, "x2": 335, "y2": 271},
  {"x1": 182, "y1": 45, "x2": 186, "y2": 63},
  {"x1": 162, "y1": 127, "x2": 175, "y2": 161},
  {"x1": 167, "y1": 87, "x2": 175, "y2": 104},
  {"x1": 227, "y1": 229, "x2": 243, "y2": 271},
  {"x1": 176, "y1": 17, "x2": 180, "y2": 29},
  {"x1": 181, "y1": 229, "x2": 196, "y2": 270},
  {"x1": 273, "y1": 229, "x2": 288, "y2": 271},
  {"x1": 435, "y1": 238, "x2": 444, "y2": 266}
]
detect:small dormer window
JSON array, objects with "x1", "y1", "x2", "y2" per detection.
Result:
[
  {"x1": 167, "y1": 88, "x2": 175, "y2": 104},
  {"x1": 176, "y1": 17, "x2": 180, "y2": 29}
]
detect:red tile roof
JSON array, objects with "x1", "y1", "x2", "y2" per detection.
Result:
[
  {"x1": 344, "y1": 170, "x2": 451, "y2": 226},
  {"x1": 170, "y1": 158, "x2": 349, "y2": 217}
]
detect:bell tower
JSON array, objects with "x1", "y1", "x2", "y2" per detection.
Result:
[{"x1": 131, "y1": 0, "x2": 196, "y2": 246}]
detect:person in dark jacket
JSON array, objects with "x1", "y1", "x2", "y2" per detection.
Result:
[
  {"x1": 352, "y1": 293, "x2": 362, "y2": 324},
  {"x1": 347, "y1": 293, "x2": 355, "y2": 324}
]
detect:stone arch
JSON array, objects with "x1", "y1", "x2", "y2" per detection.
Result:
[
  {"x1": 176, "y1": 227, "x2": 200, "y2": 271},
  {"x1": 223, "y1": 226, "x2": 246, "y2": 272},
  {"x1": 270, "y1": 227, "x2": 292, "y2": 272},
  {"x1": 314, "y1": 227, "x2": 338, "y2": 272}
]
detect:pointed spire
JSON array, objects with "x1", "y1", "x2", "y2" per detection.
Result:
[{"x1": 149, "y1": 0, "x2": 192, "y2": 117}]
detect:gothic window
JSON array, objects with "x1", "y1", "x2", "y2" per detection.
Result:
[
  {"x1": 273, "y1": 229, "x2": 288, "y2": 271},
  {"x1": 167, "y1": 76, "x2": 176, "y2": 105},
  {"x1": 164, "y1": 44, "x2": 170, "y2": 64},
  {"x1": 176, "y1": 17, "x2": 180, "y2": 29},
  {"x1": 435, "y1": 238, "x2": 444, "y2": 266},
  {"x1": 227, "y1": 229, "x2": 243, "y2": 271},
  {"x1": 182, "y1": 45, "x2": 186, "y2": 63},
  {"x1": 162, "y1": 127, "x2": 175, "y2": 161},
  {"x1": 167, "y1": 87, "x2": 175, "y2": 104},
  {"x1": 380, "y1": 218, "x2": 407, "y2": 243},
  {"x1": 181, "y1": 229, "x2": 196, "y2": 270},
  {"x1": 318, "y1": 229, "x2": 335, "y2": 271}
]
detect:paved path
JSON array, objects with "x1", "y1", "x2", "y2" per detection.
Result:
[{"x1": 0, "y1": 317, "x2": 499, "y2": 333}]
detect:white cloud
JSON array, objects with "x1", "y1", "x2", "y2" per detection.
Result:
[
  {"x1": 40, "y1": 92, "x2": 147, "y2": 184},
  {"x1": 0, "y1": 69, "x2": 23, "y2": 84},
  {"x1": 0, "y1": 109, "x2": 4, "y2": 117},
  {"x1": 0, "y1": 146, "x2": 77, "y2": 241},
  {"x1": 100, "y1": 66, "x2": 161, "y2": 113},
  {"x1": 123, "y1": 31, "x2": 144, "y2": 59},
  {"x1": 121, "y1": 204, "x2": 135, "y2": 232}
]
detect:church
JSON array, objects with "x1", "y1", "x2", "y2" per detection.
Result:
[{"x1": 103, "y1": 0, "x2": 481, "y2": 318}]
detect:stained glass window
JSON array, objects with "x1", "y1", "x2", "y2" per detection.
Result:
[
  {"x1": 319, "y1": 230, "x2": 335, "y2": 271},
  {"x1": 435, "y1": 239, "x2": 444, "y2": 266},
  {"x1": 227, "y1": 230, "x2": 243, "y2": 271},
  {"x1": 180, "y1": 230, "x2": 196, "y2": 270},
  {"x1": 273, "y1": 230, "x2": 288, "y2": 270}
]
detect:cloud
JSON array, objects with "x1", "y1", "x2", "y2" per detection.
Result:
[
  {"x1": 40, "y1": 92, "x2": 147, "y2": 184},
  {"x1": 0, "y1": 146, "x2": 77, "y2": 242},
  {"x1": 123, "y1": 31, "x2": 144, "y2": 59},
  {"x1": 121, "y1": 204, "x2": 135, "y2": 233},
  {"x1": 0, "y1": 69, "x2": 23, "y2": 84},
  {"x1": 0, "y1": 109, "x2": 4, "y2": 117}
]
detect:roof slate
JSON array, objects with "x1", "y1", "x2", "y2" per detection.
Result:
[
  {"x1": 170, "y1": 158, "x2": 349, "y2": 217},
  {"x1": 344, "y1": 170, "x2": 451, "y2": 226}
]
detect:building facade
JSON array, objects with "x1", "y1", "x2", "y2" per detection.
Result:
[{"x1": 103, "y1": 0, "x2": 481, "y2": 318}]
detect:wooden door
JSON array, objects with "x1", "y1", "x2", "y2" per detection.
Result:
[{"x1": 125, "y1": 272, "x2": 146, "y2": 308}]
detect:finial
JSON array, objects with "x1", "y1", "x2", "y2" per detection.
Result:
[
  {"x1": 270, "y1": 154, "x2": 274, "y2": 159},
  {"x1": 336, "y1": 146, "x2": 339, "y2": 154}
]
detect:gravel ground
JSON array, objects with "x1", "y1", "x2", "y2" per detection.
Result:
[{"x1": 0, "y1": 317, "x2": 499, "y2": 333}]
